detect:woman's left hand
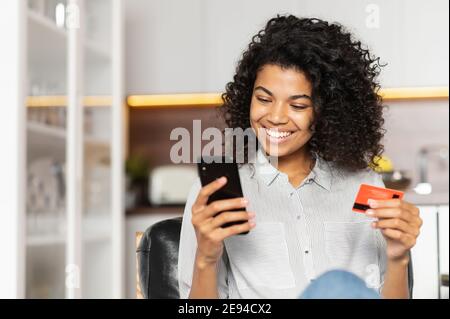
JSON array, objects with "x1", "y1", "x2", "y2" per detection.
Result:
[{"x1": 366, "y1": 198, "x2": 423, "y2": 262}]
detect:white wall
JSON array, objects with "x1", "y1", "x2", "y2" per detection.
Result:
[
  {"x1": 125, "y1": 0, "x2": 449, "y2": 94},
  {"x1": 0, "y1": 0, "x2": 26, "y2": 299}
]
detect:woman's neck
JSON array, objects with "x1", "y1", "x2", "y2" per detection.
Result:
[{"x1": 276, "y1": 148, "x2": 315, "y2": 187}]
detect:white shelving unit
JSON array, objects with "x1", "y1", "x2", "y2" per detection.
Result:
[
  {"x1": 27, "y1": 6, "x2": 111, "y2": 94},
  {"x1": 27, "y1": 122, "x2": 66, "y2": 161},
  {"x1": 27, "y1": 121, "x2": 109, "y2": 159},
  {"x1": 26, "y1": 214, "x2": 111, "y2": 247},
  {"x1": 0, "y1": 0, "x2": 125, "y2": 299}
]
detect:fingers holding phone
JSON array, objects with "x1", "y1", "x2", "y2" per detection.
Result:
[
  {"x1": 191, "y1": 176, "x2": 256, "y2": 266},
  {"x1": 197, "y1": 156, "x2": 251, "y2": 232},
  {"x1": 192, "y1": 176, "x2": 228, "y2": 210}
]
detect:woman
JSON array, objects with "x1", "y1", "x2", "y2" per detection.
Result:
[{"x1": 178, "y1": 15, "x2": 422, "y2": 299}]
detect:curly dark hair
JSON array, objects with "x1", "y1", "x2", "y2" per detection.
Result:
[{"x1": 219, "y1": 14, "x2": 386, "y2": 172}]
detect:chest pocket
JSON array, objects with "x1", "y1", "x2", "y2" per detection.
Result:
[
  {"x1": 224, "y1": 222, "x2": 296, "y2": 290},
  {"x1": 324, "y1": 221, "x2": 379, "y2": 279}
]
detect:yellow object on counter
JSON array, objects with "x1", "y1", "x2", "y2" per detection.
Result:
[{"x1": 371, "y1": 155, "x2": 394, "y2": 173}]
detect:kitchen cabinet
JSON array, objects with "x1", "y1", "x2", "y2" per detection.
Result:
[
  {"x1": 125, "y1": 0, "x2": 448, "y2": 94},
  {"x1": 412, "y1": 205, "x2": 449, "y2": 299},
  {"x1": 438, "y1": 205, "x2": 449, "y2": 299},
  {"x1": 0, "y1": 0, "x2": 125, "y2": 298}
]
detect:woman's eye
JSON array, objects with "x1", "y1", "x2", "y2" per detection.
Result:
[
  {"x1": 291, "y1": 105, "x2": 308, "y2": 110},
  {"x1": 257, "y1": 97, "x2": 271, "y2": 103}
]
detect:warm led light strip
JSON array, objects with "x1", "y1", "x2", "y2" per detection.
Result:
[
  {"x1": 127, "y1": 93, "x2": 223, "y2": 108},
  {"x1": 27, "y1": 96, "x2": 113, "y2": 107},
  {"x1": 127, "y1": 87, "x2": 448, "y2": 108},
  {"x1": 380, "y1": 87, "x2": 449, "y2": 100},
  {"x1": 26, "y1": 87, "x2": 448, "y2": 108}
]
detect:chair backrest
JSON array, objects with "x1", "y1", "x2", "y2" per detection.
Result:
[
  {"x1": 136, "y1": 217, "x2": 183, "y2": 299},
  {"x1": 135, "y1": 217, "x2": 414, "y2": 298}
]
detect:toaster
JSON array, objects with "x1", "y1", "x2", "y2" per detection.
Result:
[{"x1": 149, "y1": 165, "x2": 198, "y2": 205}]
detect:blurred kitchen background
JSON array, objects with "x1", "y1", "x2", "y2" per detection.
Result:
[{"x1": 0, "y1": 0, "x2": 448, "y2": 299}]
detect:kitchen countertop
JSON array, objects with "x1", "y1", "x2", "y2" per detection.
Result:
[
  {"x1": 126, "y1": 205, "x2": 185, "y2": 215},
  {"x1": 403, "y1": 191, "x2": 449, "y2": 206}
]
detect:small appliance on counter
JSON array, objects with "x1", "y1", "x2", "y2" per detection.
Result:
[{"x1": 149, "y1": 164, "x2": 198, "y2": 206}]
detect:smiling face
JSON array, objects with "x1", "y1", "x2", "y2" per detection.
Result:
[{"x1": 250, "y1": 64, "x2": 315, "y2": 158}]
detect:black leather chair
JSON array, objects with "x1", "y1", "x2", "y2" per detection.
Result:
[
  {"x1": 136, "y1": 217, "x2": 183, "y2": 299},
  {"x1": 136, "y1": 217, "x2": 414, "y2": 299}
]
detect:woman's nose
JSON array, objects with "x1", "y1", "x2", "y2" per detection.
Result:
[{"x1": 267, "y1": 102, "x2": 289, "y2": 124}]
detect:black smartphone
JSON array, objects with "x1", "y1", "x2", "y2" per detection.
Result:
[{"x1": 197, "y1": 156, "x2": 249, "y2": 235}]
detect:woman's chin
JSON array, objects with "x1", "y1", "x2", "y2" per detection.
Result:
[{"x1": 260, "y1": 142, "x2": 290, "y2": 158}]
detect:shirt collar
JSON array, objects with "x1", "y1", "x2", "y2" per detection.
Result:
[{"x1": 251, "y1": 148, "x2": 333, "y2": 191}]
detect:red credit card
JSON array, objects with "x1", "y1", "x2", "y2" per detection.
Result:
[{"x1": 352, "y1": 184, "x2": 404, "y2": 213}]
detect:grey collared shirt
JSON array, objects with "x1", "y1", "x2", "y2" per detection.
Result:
[{"x1": 178, "y1": 149, "x2": 387, "y2": 298}]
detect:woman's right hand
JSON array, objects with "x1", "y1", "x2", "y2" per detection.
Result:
[{"x1": 191, "y1": 176, "x2": 256, "y2": 267}]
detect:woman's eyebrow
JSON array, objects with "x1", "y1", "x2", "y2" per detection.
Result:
[
  {"x1": 254, "y1": 86, "x2": 311, "y2": 100},
  {"x1": 289, "y1": 94, "x2": 312, "y2": 101},
  {"x1": 254, "y1": 86, "x2": 274, "y2": 96}
]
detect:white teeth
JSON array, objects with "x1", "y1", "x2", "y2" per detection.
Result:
[{"x1": 265, "y1": 128, "x2": 292, "y2": 138}]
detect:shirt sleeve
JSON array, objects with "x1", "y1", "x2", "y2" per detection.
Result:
[
  {"x1": 368, "y1": 170, "x2": 388, "y2": 294},
  {"x1": 177, "y1": 178, "x2": 230, "y2": 299}
]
